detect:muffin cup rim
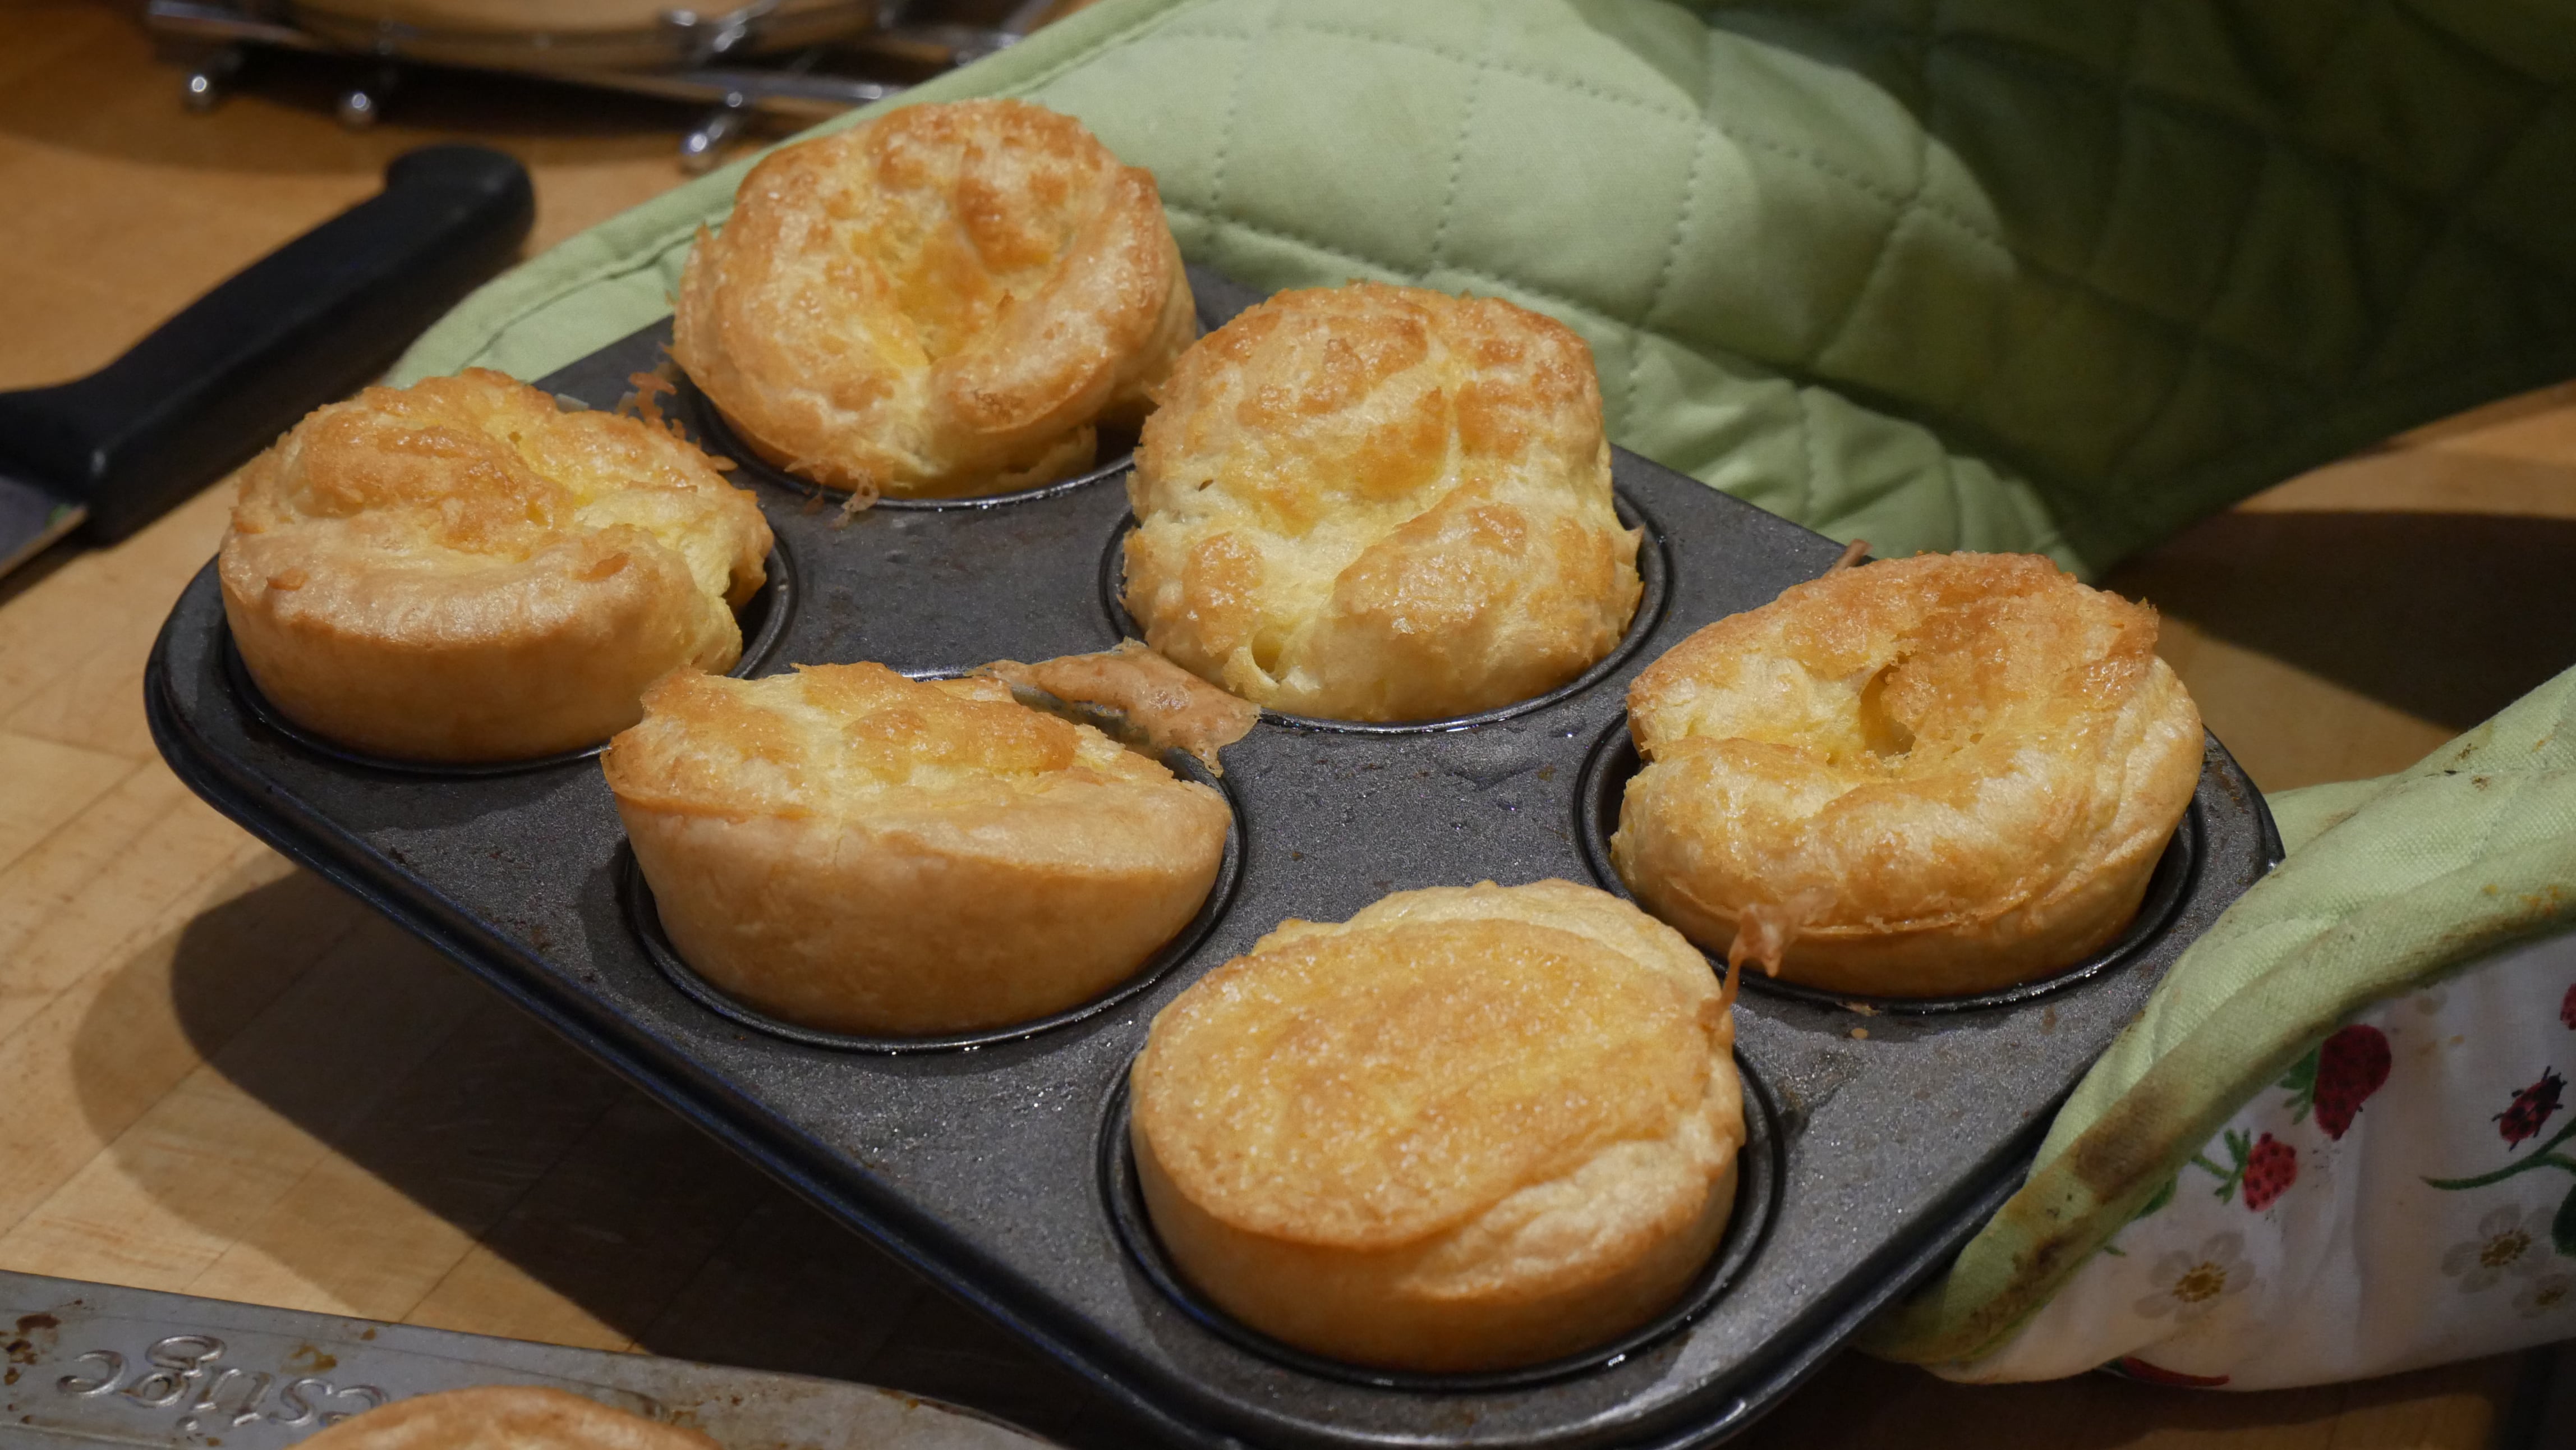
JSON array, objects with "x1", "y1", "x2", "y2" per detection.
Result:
[
  {"x1": 670, "y1": 289, "x2": 1222, "y2": 513},
  {"x1": 1098, "y1": 487, "x2": 1673, "y2": 736},
  {"x1": 1572, "y1": 711, "x2": 2207, "y2": 1015},
  {"x1": 1095, "y1": 1041, "x2": 1783, "y2": 1391},
  {"x1": 684, "y1": 380, "x2": 1147, "y2": 512},
  {"x1": 219, "y1": 536, "x2": 799, "y2": 778},
  {"x1": 617, "y1": 741, "x2": 1244, "y2": 1054}
]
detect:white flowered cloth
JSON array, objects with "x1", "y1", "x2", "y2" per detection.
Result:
[{"x1": 1945, "y1": 929, "x2": 2576, "y2": 1388}]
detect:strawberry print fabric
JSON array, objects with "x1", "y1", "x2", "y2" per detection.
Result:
[{"x1": 1944, "y1": 929, "x2": 2576, "y2": 1388}]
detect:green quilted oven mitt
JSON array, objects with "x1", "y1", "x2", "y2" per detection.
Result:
[{"x1": 1878, "y1": 665, "x2": 2576, "y2": 1384}]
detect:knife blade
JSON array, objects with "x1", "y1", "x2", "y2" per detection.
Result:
[
  {"x1": 0, "y1": 469, "x2": 82, "y2": 579},
  {"x1": 0, "y1": 144, "x2": 534, "y2": 579}
]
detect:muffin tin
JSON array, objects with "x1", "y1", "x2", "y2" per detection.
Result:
[{"x1": 146, "y1": 267, "x2": 2282, "y2": 1449}]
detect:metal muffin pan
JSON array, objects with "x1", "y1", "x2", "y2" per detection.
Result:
[{"x1": 147, "y1": 266, "x2": 2282, "y2": 1449}]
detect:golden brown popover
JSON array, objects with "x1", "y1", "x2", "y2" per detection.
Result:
[
  {"x1": 673, "y1": 98, "x2": 1197, "y2": 501},
  {"x1": 1131, "y1": 879, "x2": 1741, "y2": 1372},
  {"x1": 299, "y1": 1385, "x2": 716, "y2": 1449},
  {"x1": 1122, "y1": 283, "x2": 1642, "y2": 722},
  {"x1": 1612, "y1": 552, "x2": 2204, "y2": 997},
  {"x1": 605, "y1": 662, "x2": 1230, "y2": 1036},
  {"x1": 219, "y1": 368, "x2": 770, "y2": 763}
]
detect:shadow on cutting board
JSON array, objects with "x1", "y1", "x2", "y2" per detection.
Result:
[{"x1": 61, "y1": 864, "x2": 1144, "y2": 1448}]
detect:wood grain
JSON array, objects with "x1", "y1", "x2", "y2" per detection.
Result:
[{"x1": 0, "y1": 5, "x2": 2566, "y2": 1448}]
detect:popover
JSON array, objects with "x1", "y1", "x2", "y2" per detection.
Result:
[
  {"x1": 605, "y1": 662, "x2": 1230, "y2": 1036},
  {"x1": 1131, "y1": 879, "x2": 1741, "y2": 1371},
  {"x1": 1122, "y1": 283, "x2": 1641, "y2": 722},
  {"x1": 1612, "y1": 552, "x2": 2204, "y2": 997},
  {"x1": 673, "y1": 98, "x2": 1197, "y2": 501},
  {"x1": 219, "y1": 368, "x2": 771, "y2": 763},
  {"x1": 299, "y1": 1385, "x2": 716, "y2": 1450}
]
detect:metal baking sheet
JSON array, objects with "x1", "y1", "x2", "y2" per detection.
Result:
[
  {"x1": 145, "y1": 265, "x2": 2282, "y2": 1449},
  {"x1": 0, "y1": 1269, "x2": 1054, "y2": 1448}
]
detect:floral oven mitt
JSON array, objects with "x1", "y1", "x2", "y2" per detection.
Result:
[{"x1": 1873, "y1": 669, "x2": 2576, "y2": 1388}]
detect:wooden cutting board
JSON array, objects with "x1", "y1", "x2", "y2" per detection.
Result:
[{"x1": 1, "y1": 6, "x2": 2566, "y2": 1447}]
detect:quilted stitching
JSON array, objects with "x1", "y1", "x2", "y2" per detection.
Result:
[
  {"x1": 1632, "y1": 114, "x2": 1713, "y2": 425},
  {"x1": 393, "y1": 0, "x2": 2576, "y2": 577},
  {"x1": 1720, "y1": 10, "x2": 2571, "y2": 310},
  {"x1": 1199, "y1": 2, "x2": 1265, "y2": 218},
  {"x1": 1425, "y1": 11, "x2": 1497, "y2": 271},
  {"x1": 1704, "y1": 0, "x2": 2576, "y2": 562},
  {"x1": 1808, "y1": 117, "x2": 1933, "y2": 387}
]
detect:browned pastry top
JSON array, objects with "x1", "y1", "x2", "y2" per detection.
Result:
[
  {"x1": 215, "y1": 368, "x2": 771, "y2": 761},
  {"x1": 1135, "y1": 879, "x2": 1734, "y2": 1251},
  {"x1": 1613, "y1": 552, "x2": 2204, "y2": 992},
  {"x1": 603, "y1": 661, "x2": 1184, "y2": 820},
  {"x1": 1123, "y1": 283, "x2": 1640, "y2": 721},
  {"x1": 674, "y1": 98, "x2": 1195, "y2": 499}
]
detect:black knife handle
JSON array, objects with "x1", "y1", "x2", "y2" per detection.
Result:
[{"x1": 0, "y1": 145, "x2": 535, "y2": 544}]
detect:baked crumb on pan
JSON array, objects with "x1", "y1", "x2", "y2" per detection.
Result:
[{"x1": 978, "y1": 639, "x2": 1259, "y2": 773}]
